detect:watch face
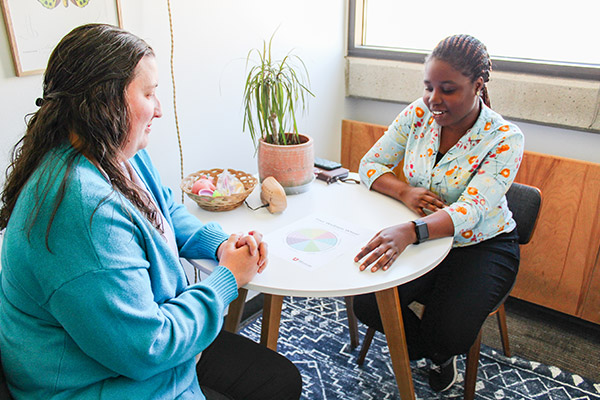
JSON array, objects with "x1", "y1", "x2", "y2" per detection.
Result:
[{"x1": 414, "y1": 219, "x2": 429, "y2": 244}]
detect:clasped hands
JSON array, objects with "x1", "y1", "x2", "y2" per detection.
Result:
[{"x1": 217, "y1": 231, "x2": 268, "y2": 288}]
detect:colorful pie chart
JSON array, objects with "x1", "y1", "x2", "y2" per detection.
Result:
[{"x1": 286, "y1": 228, "x2": 339, "y2": 252}]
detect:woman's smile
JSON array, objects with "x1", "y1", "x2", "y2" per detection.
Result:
[{"x1": 423, "y1": 58, "x2": 482, "y2": 134}]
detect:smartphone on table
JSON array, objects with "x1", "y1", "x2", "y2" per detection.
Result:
[{"x1": 314, "y1": 157, "x2": 342, "y2": 170}]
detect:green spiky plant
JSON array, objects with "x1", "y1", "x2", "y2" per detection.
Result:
[{"x1": 243, "y1": 34, "x2": 314, "y2": 150}]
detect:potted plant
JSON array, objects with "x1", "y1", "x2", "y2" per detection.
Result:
[{"x1": 243, "y1": 33, "x2": 315, "y2": 194}]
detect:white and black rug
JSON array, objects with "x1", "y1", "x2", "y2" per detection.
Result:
[{"x1": 239, "y1": 297, "x2": 600, "y2": 399}]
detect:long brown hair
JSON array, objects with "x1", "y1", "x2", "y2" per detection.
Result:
[
  {"x1": 0, "y1": 24, "x2": 161, "y2": 234},
  {"x1": 427, "y1": 34, "x2": 493, "y2": 107}
]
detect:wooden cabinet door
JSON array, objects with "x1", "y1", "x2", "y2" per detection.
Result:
[{"x1": 513, "y1": 151, "x2": 600, "y2": 324}]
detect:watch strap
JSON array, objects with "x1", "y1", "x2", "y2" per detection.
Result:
[{"x1": 412, "y1": 219, "x2": 429, "y2": 244}]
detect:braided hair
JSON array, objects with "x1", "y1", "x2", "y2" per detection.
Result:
[{"x1": 427, "y1": 34, "x2": 493, "y2": 107}]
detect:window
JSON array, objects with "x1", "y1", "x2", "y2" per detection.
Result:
[{"x1": 348, "y1": 0, "x2": 600, "y2": 81}]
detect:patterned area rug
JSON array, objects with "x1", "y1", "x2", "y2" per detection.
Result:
[{"x1": 239, "y1": 297, "x2": 600, "y2": 400}]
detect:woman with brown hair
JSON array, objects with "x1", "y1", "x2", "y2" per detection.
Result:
[{"x1": 0, "y1": 24, "x2": 301, "y2": 400}]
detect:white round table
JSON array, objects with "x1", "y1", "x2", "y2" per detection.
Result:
[{"x1": 186, "y1": 174, "x2": 452, "y2": 399}]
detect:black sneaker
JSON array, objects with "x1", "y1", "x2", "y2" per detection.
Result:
[{"x1": 428, "y1": 356, "x2": 457, "y2": 392}]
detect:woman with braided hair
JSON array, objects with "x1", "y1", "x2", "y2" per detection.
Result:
[{"x1": 353, "y1": 34, "x2": 523, "y2": 392}]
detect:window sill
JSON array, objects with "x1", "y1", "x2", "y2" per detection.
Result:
[{"x1": 346, "y1": 57, "x2": 600, "y2": 133}]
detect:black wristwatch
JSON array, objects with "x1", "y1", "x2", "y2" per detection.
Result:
[{"x1": 412, "y1": 219, "x2": 429, "y2": 244}]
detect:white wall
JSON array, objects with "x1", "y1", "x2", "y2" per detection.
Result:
[
  {"x1": 0, "y1": 0, "x2": 598, "y2": 202},
  {"x1": 0, "y1": 0, "x2": 347, "y2": 196}
]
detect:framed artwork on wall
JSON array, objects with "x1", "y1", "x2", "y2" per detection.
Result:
[{"x1": 1, "y1": 0, "x2": 122, "y2": 77}]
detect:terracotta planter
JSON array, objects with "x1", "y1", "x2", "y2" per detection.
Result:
[{"x1": 257, "y1": 134, "x2": 314, "y2": 195}]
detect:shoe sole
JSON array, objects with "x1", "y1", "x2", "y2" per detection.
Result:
[{"x1": 438, "y1": 356, "x2": 458, "y2": 392}]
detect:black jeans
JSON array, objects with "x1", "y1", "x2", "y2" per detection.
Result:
[
  {"x1": 196, "y1": 329, "x2": 302, "y2": 400},
  {"x1": 353, "y1": 229, "x2": 520, "y2": 364}
]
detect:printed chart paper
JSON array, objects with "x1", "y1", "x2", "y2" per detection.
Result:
[{"x1": 265, "y1": 214, "x2": 374, "y2": 270}]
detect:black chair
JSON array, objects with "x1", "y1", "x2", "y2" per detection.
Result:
[{"x1": 347, "y1": 182, "x2": 542, "y2": 399}]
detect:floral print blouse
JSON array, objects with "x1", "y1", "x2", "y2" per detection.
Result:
[{"x1": 359, "y1": 98, "x2": 524, "y2": 247}]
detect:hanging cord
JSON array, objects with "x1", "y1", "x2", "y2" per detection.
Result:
[
  {"x1": 167, "y1": 0, "x2": 198, "y2": 283},
  {"x1": 166, "y1": 0, "x2": 185, "y2": 204}
]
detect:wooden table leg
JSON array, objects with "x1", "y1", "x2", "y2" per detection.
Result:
[
  {"x1": 344, "y1": 296, "x2": 360, "y2": 349},
  {"x1": 375, "y1": 287, "x2": 415, "y2": 400},
  {"x1": 224, "y1": 287, "x2": 248, "y2": 333},
  {"x1": 260, "y1": 294, "x2": 284, "y2": 351}
]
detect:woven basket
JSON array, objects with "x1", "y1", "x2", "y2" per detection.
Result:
[{"x1": 181, "y1": 168, "x2": 257, "y2": 212}]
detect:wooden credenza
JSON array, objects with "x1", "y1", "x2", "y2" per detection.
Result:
[{"x1": 341, "y1": 119, "x2": 600, "y2": 325}]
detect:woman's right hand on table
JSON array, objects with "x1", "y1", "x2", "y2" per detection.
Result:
[{"x1": 218, "y1": 234, "x2": 261, "y2": 288}]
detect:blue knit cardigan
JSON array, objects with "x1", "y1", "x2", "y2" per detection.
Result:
[{"x1": 0, "y1": 146, "x2": 236, "y2": 399}]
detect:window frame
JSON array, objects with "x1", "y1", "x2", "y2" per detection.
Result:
[{"x1": 347, "y1": 0, "x2": 600, "y2": 82}]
